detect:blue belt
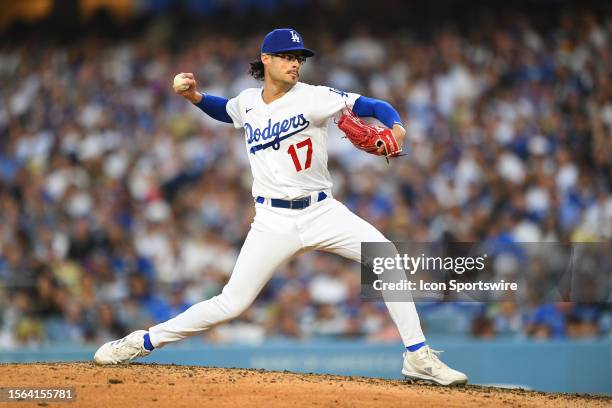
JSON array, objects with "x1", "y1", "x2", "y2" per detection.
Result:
[{"x1": 255, "y1": 192, "x2": 327, "y2": 209}]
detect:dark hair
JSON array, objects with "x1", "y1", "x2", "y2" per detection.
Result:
[{"x1": 249, "y1": 60, "x2": 264, "y2": 81}]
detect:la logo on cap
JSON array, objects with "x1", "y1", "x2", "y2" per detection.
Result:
[{"x1": 290, "y1": 30, "x2": 300, "y2": 43}]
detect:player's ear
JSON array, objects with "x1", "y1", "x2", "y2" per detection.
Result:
[{"x1": 261, "y1": 54, "x2": 271, "y2": 65}]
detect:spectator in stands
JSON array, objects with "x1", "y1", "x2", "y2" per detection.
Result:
[{"x1": 0, "y1": 6, "x2": 609, "y2": 346}]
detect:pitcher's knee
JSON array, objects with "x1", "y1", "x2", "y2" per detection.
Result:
[
  {"x1": 363, "y1": 227, "x2": 390, "y2": 244},
  {"x1": 215, "y1": 293, "x2": 253, "y2": 320}
]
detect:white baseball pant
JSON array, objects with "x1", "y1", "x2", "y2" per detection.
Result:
[{"x1": 148, "y1": 197, "x2": 425, "y2": 347}]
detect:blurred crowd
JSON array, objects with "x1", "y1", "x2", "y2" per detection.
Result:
[{"x1": 0, "y1": 6, "x2": 610, "y2": 349}]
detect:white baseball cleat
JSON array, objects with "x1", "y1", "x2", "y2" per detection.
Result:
[
  {"x1": 93, "y1": 330, "x2": 151, "y2": 365},
  {"x1": 402, "y1": 346, "x2": 468, "y2": 386}
]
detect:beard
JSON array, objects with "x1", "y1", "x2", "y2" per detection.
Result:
[{"x1": 270, "y1": 69, "x2": 299, "y2": 85}]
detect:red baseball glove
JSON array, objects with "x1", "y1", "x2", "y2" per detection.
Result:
[{"x1": 337, "y1": 108, "x2": 402, "y2": 160}]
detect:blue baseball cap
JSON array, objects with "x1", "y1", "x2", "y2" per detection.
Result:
[{"x1": 260, "y1": 28, "x2": 315, "y2": 57}]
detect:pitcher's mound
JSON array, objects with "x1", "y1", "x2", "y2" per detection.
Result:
[{"x1": 0, "y1": 363, "x2": 608, "y2": 407}]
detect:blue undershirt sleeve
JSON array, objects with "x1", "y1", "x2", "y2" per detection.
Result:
[
  {"x1": 193, "y1": 93, "x2": 233, "y2": 124},
  {"x1": 352, "y1": 96, "x2": 403, "y2": 129}
]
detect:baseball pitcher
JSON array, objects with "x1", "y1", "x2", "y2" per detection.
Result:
[{"x1": 93, "y1": 28, "x2": 468, "y2": 386}]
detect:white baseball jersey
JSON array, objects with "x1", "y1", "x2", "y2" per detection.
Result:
[{"x1": 225, "y1": 82, "x2": 360, "y2": 199}]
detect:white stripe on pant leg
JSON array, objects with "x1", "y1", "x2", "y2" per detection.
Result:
[
  {"x1": 148, "y1": 220, "x2": 303, "y2": 348},
  {"x1": 301, "y1": 199, "x2": 426, "y2": 346}
]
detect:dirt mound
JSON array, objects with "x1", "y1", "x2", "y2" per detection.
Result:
[{"x1": 0, "y1": 363, "x2": 609, "y2": 407}]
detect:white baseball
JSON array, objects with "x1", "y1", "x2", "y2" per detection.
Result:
[{"x1": 173, "y1": 74, "x2": 190, "y2": 92}]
